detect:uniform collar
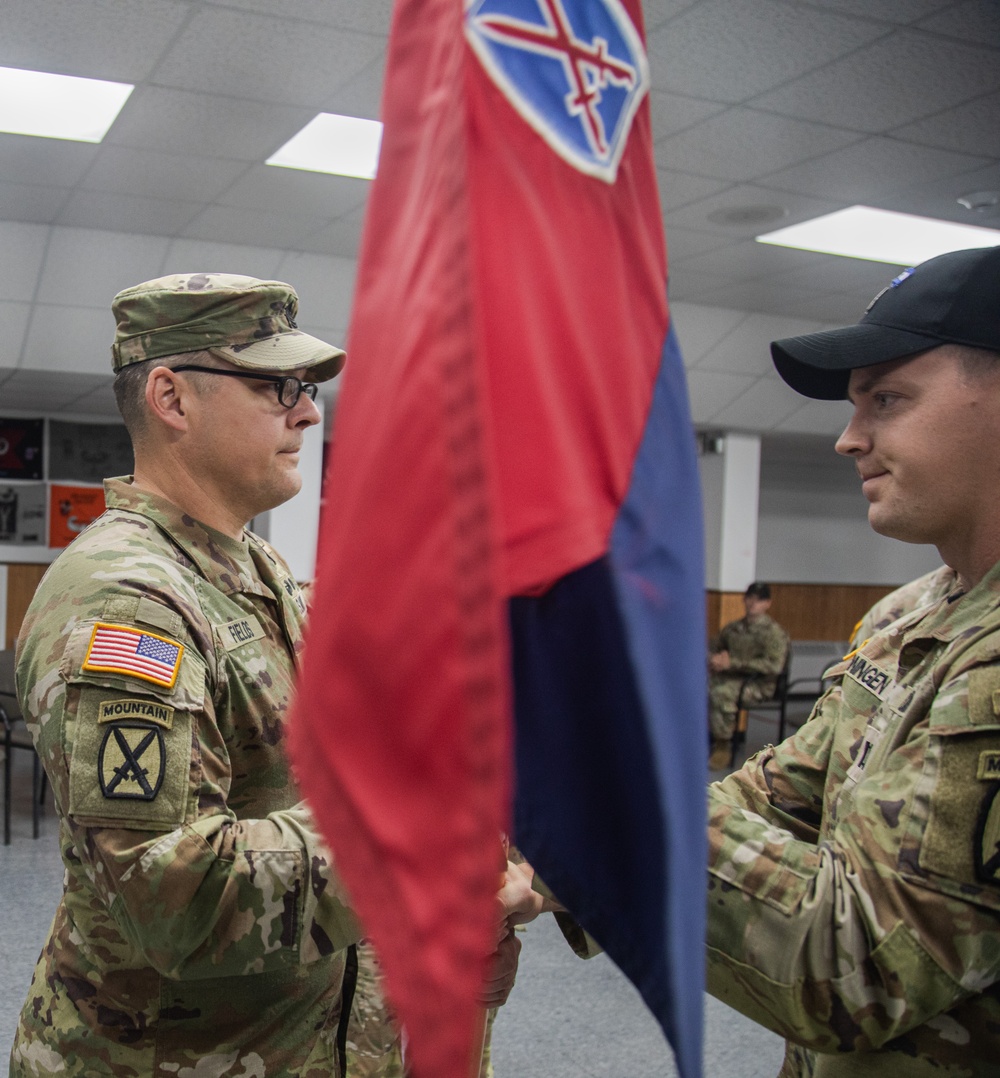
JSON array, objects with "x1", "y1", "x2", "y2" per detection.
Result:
[{"x1": 103, "y1": 475, "x2": 269, "y2": 597}]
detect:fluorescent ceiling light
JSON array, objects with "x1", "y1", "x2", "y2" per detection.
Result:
[
  {"x1": 267, "y1": 113, "x2": 383, "y2": 179},
  {"x1": 0, "y1": 65, "x2": 133, "y2": 142},
  {"x1": 756, "y1": 205, "x2": 1000, "y2": 265}
]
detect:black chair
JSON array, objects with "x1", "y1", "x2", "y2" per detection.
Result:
[
  {"x1": 730, "y1": 652, "x2": 827, "y2": 767},
  {"x1": 1, "y1": 649, "x2": 45, "y2": 845}
]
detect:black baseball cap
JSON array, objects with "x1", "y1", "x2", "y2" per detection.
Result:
[{"x1": 771, "y1": 245, "x2": 1000, "y2": 400}]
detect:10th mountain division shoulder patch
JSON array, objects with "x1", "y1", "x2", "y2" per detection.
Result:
[{"x1": 99, "y1": 723, "x2": 166, "y2": 801}]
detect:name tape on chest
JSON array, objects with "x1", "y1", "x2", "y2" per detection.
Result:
[
  {"x1": 218, "y1": 614, "x2": 266, "y2": 651},
  {"x1": 846, "y1": 653, "x2": 894, "y2": 701},
  {"x1": 83, "y1": 623, "x2": 184, "y2": 689}
]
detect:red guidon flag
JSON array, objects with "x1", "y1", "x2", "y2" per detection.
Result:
[{"x1": 291, "y1": 1, "x2": 706, "y2": 1076}]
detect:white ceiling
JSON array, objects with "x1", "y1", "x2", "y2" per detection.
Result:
[{"x1": 0, "y1": 0, "x2": 997, "y2": 438}]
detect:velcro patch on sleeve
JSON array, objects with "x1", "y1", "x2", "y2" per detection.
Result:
[
  {"x1": 99, "y1": 724, "x2": 165, "y2": 801},
  {"x1": 83, "y1": 623, "x2": 184, "y2": 689},
  {"x1": 97, "y1": 698, "x2": 174, "y2": 729}
]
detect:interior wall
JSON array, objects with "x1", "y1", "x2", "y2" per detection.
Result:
[{"x1": 754, "y1": 435, "x2": 941, "y2": 586}]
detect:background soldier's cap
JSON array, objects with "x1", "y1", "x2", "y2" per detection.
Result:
[
  {"x1": 770, "y1": 246, "x2": 1000, "y2": 400},
  {"x1": 110, "y1": 272, "x2": 345, "y2": 381}
]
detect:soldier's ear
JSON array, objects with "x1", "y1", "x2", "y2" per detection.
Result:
[{"x1": 145, "y1": 366, "x2": 189, "y2": 433}]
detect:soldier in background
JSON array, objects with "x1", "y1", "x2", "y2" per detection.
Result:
[
  {"x1": 707, "y1": 581, "x2": 789, "y2": 769},
  {"x1": 10, "y1": 274, "x2": 526, "y2": 1078},
  {"x1": 706, "y1": 247, "x2": 1000, "y2": 1074}
]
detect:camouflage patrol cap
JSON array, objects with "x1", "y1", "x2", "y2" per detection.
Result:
[{"x1": 110, "y1": 273, "x2": 345, "y2": 381}]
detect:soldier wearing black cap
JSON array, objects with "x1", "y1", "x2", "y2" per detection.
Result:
[
  {"x1": 707, "y1": 581, "x2": 789, "y2": 770},
  {"x1": 706, "y1": 246, "x2": 1000, "y2": 1076}
]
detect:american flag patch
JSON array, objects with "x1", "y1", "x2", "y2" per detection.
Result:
[{"x1": 83, "y1": 623, "x2": 184, "y2": 689}]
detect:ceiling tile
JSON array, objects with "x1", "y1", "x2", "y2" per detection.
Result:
[
  {"x1": 322, "y1": 56, "x2": 388, "y2": 121},
  {"x1": 162, "y1": 239, "x2": 286, "y2": 281},
  {"x1": 201, "y1": 0, "x2": 394, "y2": 35},
  {"x1": 152, "y1": 7, "x2": 385, "y2": 108},
  {"x1": 696, "y1": 312, "x2": 829, "y2": 376},
  {"x1": 761, "y1": 136, "x2": 991, "y2": 202},
  {"x1": 62, "y1": 380, "x2": 119, "y2": 418},
  {"x1": 0, "y1": 134, "x2": 99, "y2": 187},
  {"x1": 658, "y1": 109, "x2": 861, "y2": 182},
  {"x1": 891, "y1": 91, "x2": 1000, "y2": 159},
  {"x1": 776, "y1": 398, "x2": 855, "y2": 436},
  {"x1": 687, "y1": 369, "x2": 758, "y2": 422},
  {"x1": 672, "y1": 239, "x2": 831, "y2": 281},
  {"x1": 760, "y1": 291, "x2": 876, "y2": 325},
  {"x1": 56, "y1": 191, "x2": 203, "y2": 236},
  {"x1": 646, "y1": 0, "x2": 888, "y2": 102},
  {"x1": 689, "y1": 278, "x2": 824, "y2": 317},
  {"x1": 0, "y1": 302, "x2": 32, "y2": 368},
  {"x1": 670, "y1": 302, "x2": 747, "y2": 365},
  {"x1": 663, "y1": 183, "x2": 842, "y2": 237},
  {"x1": 82, "y1": 146, "x2": 250, "y2": 202},
  {"x1": 807, "y1": 0, "x2": 953, "y2": 22},
  {"x1": 36, "y1": 229, "x2": 171, "y2": 308},
  {"x1": 216, "y1": 166, "x2": 371, "y2": 220},
  {"x1": 21, "y1": 305, "x2": 112, "y2": 375},
  {"x1": 107, "y1": 86, "x2": 313, "y2": 161},
  {"x1": 664, "y1": 226, "x2": 736, "y2": 262},
  {"x1": 656, "y1": 169, "x2": 731, "y2": 211},
  {"x1": 667, "y1": 269, "x2": 735, "y2": 303},
  {"x1": 0, "y1": 0, "x2": 191, "y2": 82},
  {"x1": 643, "y1": 0, "x2": 701, "y2": 30},
  {"x1": 710, "y1": 376, "x2": 805, "y2": 430},
  {"x1": 766, "y1": 254, "x2": 910, "y2": 294},
  {"x1": 876, "y1": 161, "x2": 1000, "y2": 225},
  {"x1": 0, "y1": 222, "x2": 48, "y2": 302},
  {"x1": 272, "y1": 253, "x2": 357, "y2": 332},
  {"x1": 291, "y1": 205, "x2": 369, "y2": 259},
  {"x1": 0, "y1": 369, "x2": 115, "y2": 412},
  {"x1": 751, "y1": 29, "x2": 1000, "y2": 132},
  {"x1": 0, "y1": 181, "x2": 68, "y2": 225},
  {"x1": 179, "y1": 205, "x2": 332, "y2": 249},
  {"x1": 916, "y1": 0, "x2": 1000, "y2": 44},
  {"x1": 649, "y1": 92, "x2": 727, "y2": 142}
]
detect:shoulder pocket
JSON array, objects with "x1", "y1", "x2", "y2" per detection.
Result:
[{"x1": 919, "y1": 666, "x2": 1000, "y2": 903}]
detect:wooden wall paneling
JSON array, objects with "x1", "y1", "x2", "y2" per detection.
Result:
[
  {"x1": 708, "y1": 583, "x2": 898, "y2": 641},
  {"x1": 5, "y1": 563, "x2": 49, "y2": 649}
]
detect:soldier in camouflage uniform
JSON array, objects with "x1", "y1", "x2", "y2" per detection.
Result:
[
  {"x1": 11, "y1": 274, "x2": 360, "y2": 1078},
  {"x1": 708, "y1": 581, "x2": 790, "y2": 768},
  {"x1": 346, "y1": 939, "x2": 498, "y2": 1078},
  {"x1": 707, "y1": 246, "x2": 1000, "y2": 1075}
]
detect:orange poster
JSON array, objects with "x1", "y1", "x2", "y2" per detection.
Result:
[{"x1": 48, "y1": 484, "x2": 106, "y2": 548}]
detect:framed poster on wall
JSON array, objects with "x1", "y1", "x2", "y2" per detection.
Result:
[
  {"x1": 0, "y1": 484, "x2": 46, "y2": 545},
  {"x1": 48, "y1": 484, "x2": 106, "y2": 548},
  {"x1": 0, "y1": 418, "x2": 44, "y2": 480}
]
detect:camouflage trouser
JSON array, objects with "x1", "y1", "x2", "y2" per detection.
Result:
[
  {"x1": 708, "y1": 675, "x2": 772, "y2": 740},
  {"x1": 346, "y1": 940, "x2": 496, "y2": 1078}
]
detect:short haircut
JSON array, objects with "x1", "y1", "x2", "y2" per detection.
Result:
[
  {"x1": 113, "y1": 350, "x2": 220, "y2": 441},
  {"x1": 953, "y1": 344, "x2": 1000, "y2": 382},
  {"x1": 744, "y1": 582, "x2": 771, "y2": 600}
]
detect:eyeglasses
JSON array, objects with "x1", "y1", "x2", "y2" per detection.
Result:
[{"x1": 170, "y1": 365, "x2": 319, "y2": 409}]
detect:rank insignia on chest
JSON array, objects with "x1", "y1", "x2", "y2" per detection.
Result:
[
  {"x1": 83, "y1": 623, "x2": 184, "y2": 688},
  {"x1": 98, "y1": 723, "x2": 166, "y2": 801}
]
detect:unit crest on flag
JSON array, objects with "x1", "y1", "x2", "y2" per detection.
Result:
[{"x1": 464, "y1": 0, "x2": 650, "y2": 182}]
